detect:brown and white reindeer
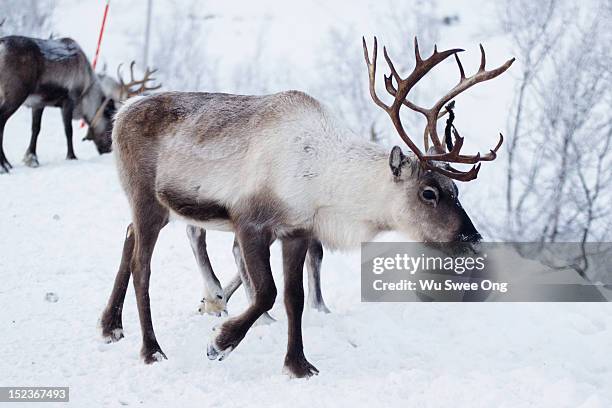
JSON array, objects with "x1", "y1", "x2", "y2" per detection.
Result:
[
  {"x1": 100, "y1": 37, "x2": 513, "y2": 378},
  {"x1": 0, "y1": 35, "x2": 117, "y2": 172},
  {"x1": 96, "y1": 62, "x2": 330, "y2": 320}
]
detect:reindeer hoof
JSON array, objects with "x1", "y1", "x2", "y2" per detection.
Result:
[
  {"x1": 66, "y1": 154, "x2": 77, "y2": 160},
  {"x1": 206, "y1": 341, "x2": 233, "y2": 361},
  {"x1": 198, "y1": 297, "x2": 228, "y2": 317},
  {"x1": 283, "y1": 354, "x2": 319, "y2": 378},
  {"x1": 0, "y1": 156, "x2": 12, "y2": 173},
  {"x1": 207, "y1": 323, "x2": 238, "y2": 361},
  {"x1": 311, "y1": 302, "x2": 331, "y2": 314},
  {"x1": 102, "y1": 328, "x2": 124, "y2": 343},
  {"x1": 142, "y1": 346, "x2": 167, "y2": 364},
  {"x1": 23, "y1": 152, "x2": 39, "y2": 168}
]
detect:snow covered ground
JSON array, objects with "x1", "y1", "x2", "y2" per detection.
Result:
[
  {"x1": 1, "y1": 107, "x2": 611, "y2": 407},
  {"x1": 1, "y1": 0, "x2": 612, "y2": 406}
]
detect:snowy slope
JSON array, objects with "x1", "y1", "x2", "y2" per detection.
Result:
[{"x1": 1, "y1": 1, "x2": 611, "y2": 407}]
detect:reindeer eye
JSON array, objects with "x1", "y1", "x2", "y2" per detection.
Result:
[{"x1": 421, "y1": 187, "x2": 438, "y2": 204}]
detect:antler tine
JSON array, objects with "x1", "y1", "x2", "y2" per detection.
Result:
[
  {"x1": 129, "y1": 61, "x2": 136, "y2": 84},
  {"x1": 362, "y1": 36, "x2": 390, "y2": 111},
  {"x1": 455, "y1": 54, "x2": 466, "y2": 79},
  {"x1": 116, "y1": 62, "x2": 125, "y2": 86},
  {"x1": 383, "y1": 46, "x2": 401, "y2": 83},
  {"x1": 414, "y1": 37, "x2": 422, "y2": 63},
  {"x1": 478, "y1": 44, "x2": 486, "y2": 72}
]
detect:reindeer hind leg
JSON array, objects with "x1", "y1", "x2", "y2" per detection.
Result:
[
  {"x1": 306, "y1": 239, "x2": 330, "y2": 313},
  {"x1": 23, "y1": 107, "x2": 44, "y2": 167},
  {"x1": 186, "y1": 225, "x2": 228, "y2": 316},
  {"x1": 100, "y1": 223, "x2": 135, "y2": 342}
]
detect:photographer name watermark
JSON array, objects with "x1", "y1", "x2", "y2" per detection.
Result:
[{"x1": 361, "y1": 242, "x2": 612, "y2": 302}]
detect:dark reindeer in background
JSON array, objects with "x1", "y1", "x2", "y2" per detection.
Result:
[
  {"x1": 0, "y1": 35, "x2": 114, "y2": 172},
  {"x1": 0, "y1": 36, "x2": 159, "y2": 173},
  {"x1": 101, "y1": 36, "x2": 513, "y2": 378}
]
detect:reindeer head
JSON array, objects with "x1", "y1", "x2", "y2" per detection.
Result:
[
  {"x1": 85, "y1": 62, "x2": 161, "y2": 153},
  {"x1": 363, "y1": 37, "x2": 514, "y2": 245},
  {"x1": 83, "y1": 96, "x2": 115, "y2": 154}
]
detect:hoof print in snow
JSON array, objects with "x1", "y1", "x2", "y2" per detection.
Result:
[{"x1": 44, "y1": 292, "x2": 59, "y2": 303}]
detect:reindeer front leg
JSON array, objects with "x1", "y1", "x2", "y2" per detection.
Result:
[
  {"x1": 282, "y1": 237, "x2": 318, "y2": 378},
  {"x1": 230, "y1": 237, "x2": 276, "y2": 325},
  {"x1": 207, "y1": 224, "x2": 276, "y2": 361}
]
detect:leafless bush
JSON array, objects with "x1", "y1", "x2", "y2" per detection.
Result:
[
  {"x1": 495, "y1": 0, "x2": 612, "y2": 276},
  {"x1": 0, "y1": 0, "x2": 56, "y2": 37}
]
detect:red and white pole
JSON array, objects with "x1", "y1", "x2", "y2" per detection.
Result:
[{"x1": 81, "y1": 0, "x2": 110, "y2": 129}]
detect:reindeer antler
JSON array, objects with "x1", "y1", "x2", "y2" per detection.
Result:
[
  {"x1": 116, "y1": 61, "x2": 161, "y2": 99},
  {"x1": 363, "y1": 37, "x2": 514, "y2": 181}
]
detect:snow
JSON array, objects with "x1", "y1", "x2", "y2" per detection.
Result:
[
  {"x1": 1, "y1": 103, "x2": 611, "y2": 407},
  {"x1": 1, "y1": 0, "x2": 611, "y2": 406}
]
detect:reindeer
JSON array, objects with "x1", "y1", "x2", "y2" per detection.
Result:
[
  {"x1": 0, "y1": 36, "x2": 117, "y2": 172},
  {"x1": 100, "y1": 37, "x2": 513, "y2": 378},
  {"x1": 94, "y1": 62, "x2": 329, "y2": 319}
]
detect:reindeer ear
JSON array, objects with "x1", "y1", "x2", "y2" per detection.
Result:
[{"x1": 389, "y1": 146, "x2": 405, "y2": 178}]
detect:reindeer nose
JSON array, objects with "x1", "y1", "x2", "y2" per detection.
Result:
[
  {"x1": 97, "y1": 143, "x2": 113, "y2": 154},
  {"x1": 460, "y1": 231, "x2": 482, "y2": 243},
  {"x1": 457, "y1": 212, "x2": 481, "y2": 243}
]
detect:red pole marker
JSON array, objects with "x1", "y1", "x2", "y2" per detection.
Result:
[
  {"x1": 92, "y1": 0, "x2": 110, "y2": 70},
  {"x1": 81, "y1": 0, "x2": 110, "y2": 129}
]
